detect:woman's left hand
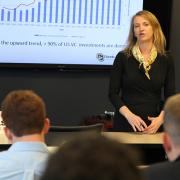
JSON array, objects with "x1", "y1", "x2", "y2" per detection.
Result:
[{"x1": 143, "y1": 112, "x2": 164, "y2": 134}]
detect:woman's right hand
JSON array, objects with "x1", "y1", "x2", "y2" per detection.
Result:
[{"x1": 119, "y1": 106, "x2": 147, "y2": 132}]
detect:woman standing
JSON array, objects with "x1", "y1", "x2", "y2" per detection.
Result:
[{"x1": 109, "y1": 10, "x2": 175, "y2": 133}]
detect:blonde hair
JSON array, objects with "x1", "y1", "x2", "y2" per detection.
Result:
[{"x1": 124, "y1": 10, "x2": 166, "y2": 57}]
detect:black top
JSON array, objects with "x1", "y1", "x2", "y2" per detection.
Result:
[{"x1": 108, "y1": 51, "x2": 175, "y2": 131}]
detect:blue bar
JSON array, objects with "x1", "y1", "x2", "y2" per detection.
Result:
[
  {"x1": 107, "y1": 0, "x2": 110, "y2": 25},
  {"x1": 13, "y1": 9, "x2": 16, "y2": 22},
  {"x1": 19, "y1": 10, "x2": 22, "y2": 22},
  {"x1": 55, "y1": 0, "x2": 59, "y2": 23},
  {"x1": 67, "y1": 0, "x2": 70, "y2": 23},
  {"x1": 43, "y1": 0, "x2": 47, "y2": 22},
  {"x1": 96, "y1": 0, "x2": 99, "y2": 24},
  {"x1": 26, "y1": 10, "x2": 28, "y2": 22},
  {"x1": 1, "y1": 9, "x2": 4, "y2": 21},
  {"x1": 112, "y1": 0, "x2": 116, "y2": 25},
  {"x1": 90, "y1": 0, "x2": 93, "y2": 24},
  {"x1": 101, "y1": 0, "x2": 105, "y2": 24},
  {"x1": 78, "y1": 0, "x2": 82, "y2": 24},
  {"x1": 7, "y1": 11, "x2": 10, "y2": 21},
  {"x1": 61, "y1": 0, "x2": 64, "y2": 23},
  {"x1": 84, "y1": 0, "x2": 87, "y2": 24},
  {"x1": 72, "y1": 0, "x2": 76, "y2": 23},
  {"x1": 49, "y1": 0, "x2": 53, "y2": 23},
  {"x1": 118, "y1": 0, "x2": 121, "y2": 25},
  {"x1": 38, "y1": 2, "x2": 41, "y2": 22},
  {"x1": 31, "y1": 8, "x2": 35, "y2": 22}
]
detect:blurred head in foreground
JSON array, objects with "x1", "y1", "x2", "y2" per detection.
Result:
[
  {"x1": 163, "y1": 93, "x2": 180, "y2": 161},
  {"x1": 41, "y1": 134, "x2": 142, "y2": 180}
]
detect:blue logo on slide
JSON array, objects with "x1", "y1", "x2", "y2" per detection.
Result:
[
  {"x1": 96, "y1": 53, "x2": 104, "y2": 62},
  {"x1": 96, "y1": 53, "x2": 115, "y2": 62}
]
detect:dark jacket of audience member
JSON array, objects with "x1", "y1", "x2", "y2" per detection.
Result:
[{"x1": 144, "y1": 94, "x2": 180, "y2": 180}]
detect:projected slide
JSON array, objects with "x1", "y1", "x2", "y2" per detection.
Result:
[{"x1": 0, "y1": 0, "x2": 143, "y2": 66}]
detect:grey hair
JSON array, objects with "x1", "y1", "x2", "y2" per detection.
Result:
[{"x1": 164, "y1": 94, "x2": 180, "y2": 145}]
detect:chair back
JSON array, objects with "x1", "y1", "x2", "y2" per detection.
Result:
[{"x1": 45, "y1": 123, "x2": 103, "y2": 146}]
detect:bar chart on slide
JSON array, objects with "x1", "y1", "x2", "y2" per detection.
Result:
[
  {"x1": 0, "y1": 0, "x2": 143, "y2": 65},
  {"x1": 0, "y1": 0, "x2": 125, "y2": 26}
]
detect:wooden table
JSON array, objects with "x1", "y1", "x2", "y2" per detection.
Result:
[{"x1": 102, "y1": 132, "x2": 163, "y2": 144}]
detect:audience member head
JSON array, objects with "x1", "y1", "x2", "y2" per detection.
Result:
[
  {"x1": 1, "y1": 90, "x2": 50, "y2": 143},
  {"x1": 41, "y1": 134, "x2": 142, "y2": 180},
  {"x1": 163, "y1": 93, "x2": 180, "y2": 161}
]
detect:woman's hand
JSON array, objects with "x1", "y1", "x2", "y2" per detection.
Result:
[
  {"x1": 119, "y1": 106, "x2": 147, "y2": 132},
  {"x1": 143, "y1": 111, "x2": 164, "y2": 134}
]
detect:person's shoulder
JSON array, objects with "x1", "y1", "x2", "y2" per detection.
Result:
[
  {"x1": 112, "y1": 51, "x2": 127, "y2": 67},
  {"x1": 157, "y1": 51, "x2": 174, "y2": 66},
  {"x1": 144, "y1": 160, "x2": 180, "y2": 180},
  {"x1": 158, "y1": 51, "x2": 172, "y2": 60},
  {"x1": 0, "y1": 150, "x2": 12, "y2": 165},
  {"x1": 0, "y1": 150, "x2": 8, "y2": 157},
  {"x1": 145, "y1": 160, "x2": 180, "y2": 175},
  {"x1": 115, "y1": 51, "x2": 127, "y2": 58},
  {"x1": 142, "y1": 161, "x2": 170, "y2": 180},
  {"x1": 148, "y1": 160, "x2": 171, "y2": 170},
  {"x1": 114, "y1": 51, "x2": 128, "y2": 63}
]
